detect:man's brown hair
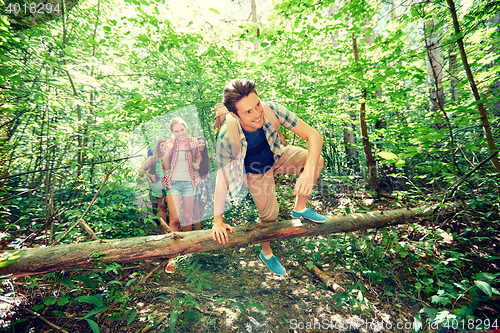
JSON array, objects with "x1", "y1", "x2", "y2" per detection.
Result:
[{"x1": 222, "y1": 79, "x2": 258, "y2": 116}]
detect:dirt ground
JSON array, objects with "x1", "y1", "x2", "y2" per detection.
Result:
[
  {"x1": 2, "y1": 183, "x2": 494, "y2": 333},
  {"x1": 2, "y1": 243, "x2": 423, "y2": 333}
]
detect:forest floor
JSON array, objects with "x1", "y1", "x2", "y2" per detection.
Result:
[
  {"x1": 4, "y1": 243, "x2": 422, "y2": 333},
  {"x1": 3, "y1": 182, "x2": 498, "y2": 333}
]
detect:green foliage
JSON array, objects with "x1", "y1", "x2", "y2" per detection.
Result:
[{"x1": 1, "y1": 0, "x2": 499, "y2": 331}]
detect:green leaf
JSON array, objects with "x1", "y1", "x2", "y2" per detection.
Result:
[
  {"x1": 127, "y1": 310, "x2": 137, "y2": 325},
  {"x1": 57, "y1": 297, "x2": 71, "y2": 306},
  {"x1": 474, "y1": 272, "x2": 498, "y2": 281},
  {"x1": 209, "y1": 8, "x2": 220, "y2": 14},
  {"x1": 82, "y1": 306, "x2": 110, "y2": 319},
  {"x1": 186, "y1": 271, "x2": 196, "y2": 282},
  {"x1": 395, "y1": 159, "x2": 405, "y2": 168},
  {"x1": 170, "y1": 309, "x2": 178, "y2": 333},
  {"x1": 106, "y1": 280, "x2": 123, "y2": 286},
  {"x1": 232, "y1": 301, "x2": 245, "y2": 312},
  {"x1": 125, "y1": 278, "x2": 137, "y2": 288},
  {"x1": 181, "y1": 311, "x2": 200, "y2": 319},
  {"x1": 248, "y1": 302, "x2": 264, "y2": 310},
  {"x1": 474, "y1": 280, "x2": 492, "y2": 297},
  {"x1": 377, "y1": 151, "x2": 398, "y2": 160},
  {"x1": 52, "y1": 310, "x2": 67, "y2": 317},
  {"x1": 32, "y1": 304, "x2": 44, "y2": 311},
  {"x1": 59, "y1": 277, "x2": 74, "y2": 289},
  {"x1": 189, "y1": 275, "x2": 201, "y2": 287},
  {"x1": 108, "y1": 315, "x2": 124, "y2": 321},
  {"x1": 85, "y1": 319, "x2": 100, "y2": 333},
  {"x1": 43, "y1": 297, "x2": 57, "y2": 306},
  {"x1": 74, "y1": 295, "x2": 104, "y2": 308},
  {"x1": 306, "y1": 261, "x2": 314, "y2": 269},
  {"x1": 73, "y1": 275, "x2": 96, "y2": 292}
]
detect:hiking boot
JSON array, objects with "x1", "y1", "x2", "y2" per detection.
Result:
[
  {"x1": 292, "y1": 208, "x2": 327, "y2": 223},
  {"x1": 259, "y1": 251, "x2": 286, "y2": 275}
]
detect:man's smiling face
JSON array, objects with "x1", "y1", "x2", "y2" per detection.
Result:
[{"x1": 232, "y1": 92, "x2": 264, "y2": 133}]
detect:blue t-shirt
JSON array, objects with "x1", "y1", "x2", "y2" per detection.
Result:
[{"x1": 243, "y1": 127, "x2": 274, "y2": 174}]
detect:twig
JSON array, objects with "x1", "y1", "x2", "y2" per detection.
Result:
[
  {"x1": 0, "y1": 298, "x2": 70, "y2": 333},
  {"x1": 140, "y1": 259, "x2": 169, "y2": 284},
  {"x1": 52, "y1": 161, "x2": 126, "y2": 246},
  {"x1": 442, "y1": 151, "x2": 499, "y2": 204},
  {"x1": 433, "y1": 151, "x2": 498, "y2": 222},
  {"x1": 308, "y1": 265, "x2": 345, "y2": 293},
  {"x1": 0, "y1": 154, "x2": 144, "y2": 181}
]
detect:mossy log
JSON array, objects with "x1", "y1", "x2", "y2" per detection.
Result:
[{"x1": 0, "y1": 204, "x2": 459, "y2": 278}]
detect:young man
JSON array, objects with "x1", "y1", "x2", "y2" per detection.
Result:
[{"x1": 212, "y1": 78, "x2": 327, "y2": 275}]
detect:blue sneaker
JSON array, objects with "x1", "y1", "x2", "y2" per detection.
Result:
[
  {"x1": 259, "y1": 251, "x2": 286, "y2": 275},
  {"x1": 292, "y1": 208, "x2": 327, "y2": 223}
]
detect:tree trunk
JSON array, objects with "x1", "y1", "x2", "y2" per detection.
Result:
[
  {"x1": 449, "y1": 48, "x2": 459, "y2": 101},
  {"x1": 352, "y1": 35, "x2": 380, "y2": 197},
  {"x1": 0, "y1": 203, "x2": 459, "y2": 278},
  {"x1": 424, "y1": 11, "x2": 445, "y2": 127},
  {"x1": 343, "y1": 118, "x2": 359, "y2": 173},
  {"x1": 251, "y1": 0, "x2": 259, "y2": 50}
]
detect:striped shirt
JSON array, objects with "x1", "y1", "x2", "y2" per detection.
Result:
[{"x1": 215, "y1": 101, "x2": 299, "y2": 198}]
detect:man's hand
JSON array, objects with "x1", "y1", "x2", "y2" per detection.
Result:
[
  {"x1": 293, "y1": 169, "x2": 315, "y2": 196},
  {"x1": 212, "y1": 221, "x2": 233, "y2": 244}
]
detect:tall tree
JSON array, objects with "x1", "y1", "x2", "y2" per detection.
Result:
[{"x1": 424, "y1": 0, "x2": 445, "y2": 128}]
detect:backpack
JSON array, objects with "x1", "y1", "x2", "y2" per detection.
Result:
[
  {"x1": 213, "y1": 102, "x2": 287, "y2": 159},
  {"x1": 148, "y1": 156, "x2": 157, "y2": 176}
]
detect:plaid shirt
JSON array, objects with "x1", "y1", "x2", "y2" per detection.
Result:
[
  {"x1": 163, "y1": 137, "x2": 201, "y2": 191},
  {"x1": 216, "y1": 101, "x2": 299, "y2": 198}
]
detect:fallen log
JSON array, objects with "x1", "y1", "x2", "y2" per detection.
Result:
[{"x1": 0, "y1": 204, "x2": 459, "y2": 278}]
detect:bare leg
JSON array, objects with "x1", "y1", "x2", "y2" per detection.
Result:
[
  {"x1": 166, "y1": 194, "x2": 181, "y2": 232},
  {"x1": 192, "y1": 200, "x2": 204, "y2": 230},
  {"x1": 294, "y1": 156, "x2": 324, "y2": 211},
  {"x1": 262, "y1": 241, "x2": 272, "y2": 256},
  {"x1": 156, "y1": 197, "x2": 168, "y2": 233},
  {"x1": 181, "y1": 195, "x2": 195, "y2": 232}
]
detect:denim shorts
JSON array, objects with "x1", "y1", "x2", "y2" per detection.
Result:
[{"x1": 170, "y1": 180, "x2": 195, "y2": 197}]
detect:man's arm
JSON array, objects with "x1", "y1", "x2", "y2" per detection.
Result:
[
  {"x1": 289, "y1": 119, "x2": 324, "y2": 196},
  {"x1": 212, "y1": 167, "x2": 233, "y2": 244}
]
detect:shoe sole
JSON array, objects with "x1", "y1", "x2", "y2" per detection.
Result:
[{"x1": 293, "y1": 215, "x2": 327, "y2": 223}]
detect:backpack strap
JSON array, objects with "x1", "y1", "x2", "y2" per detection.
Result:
[
  {"x1": 262, "y1": 102, "x2": 287, "y2": 147},
  {"x1": 148, "y1": 156, "x2": 156, "y2": 175},
  {"x1": 225, "y1": 113, "x2": 242, "y2": 160},
  {"x1": 214, "y1": 103, "x2": 242, "y2": 160}
]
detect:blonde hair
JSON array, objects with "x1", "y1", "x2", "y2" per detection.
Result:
[{"x1": 169, "y1": 117, "x2": 188, "y2": 132}]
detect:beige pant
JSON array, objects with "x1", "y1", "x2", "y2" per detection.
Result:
[{"x1": 246, "y1": 146, "x2": 308, "y2": 223}]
